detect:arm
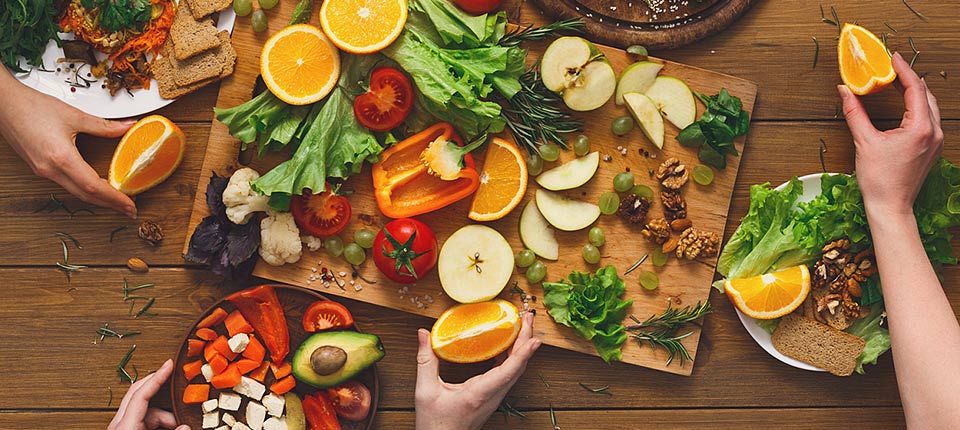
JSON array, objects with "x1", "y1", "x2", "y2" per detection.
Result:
[
  {"x1": 0, "y1": 67, "x2": 137, "y2": 217},
  {"x1": 840, "y1": 52, "x2": 960, "y2": 428}
]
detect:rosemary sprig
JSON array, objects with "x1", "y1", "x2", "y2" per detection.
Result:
[
  {"x1": 55, "y1": 238, "x2": 85, "y2": 281},
  {"x1": 34, "y1": 193, "x2": 95, "y2": 217},
  {"x1": 883, "y1": 22, "x2": 898, "y2": 33},
  {"x1": 626, "y1": 301, "x2": 711, "y2": 330},
  {"x1": 496, "y1": 400, "x2": 527, "y2": 420},
  {"x1": 811, "y1": 36, "x2": 820, "y2": 69},
  {"x1": 500, "y1": 18, "x2": 584, "y2": 47},
  {"x1": 624, "y1": 301, "x2": 712, "y2": 366},
  {"x1": 623, "y1": 254, "x2": 648, "y2": 276},
  {"x1": 908, "y1": 36, "x2": 920, "y2": 68},
  {"x1": 117, "y1": 345, "x2": 138, "y2": 383},
  {"x1": 538, "y1": 373, "x2": 550, "y2": 388},
  {"x1": 820, "y1": 5, "x2": 840, "y2": 36},
  {"x1": 902, "y1": 0, "x2": 927, "y2": 21},
  {"x1": 819, "y1": 138, "x2": 828, "y2": 173},
  {"x1": 578, "y1": 382, "x2": 612, "y2": 396},
  {"x1": 550, "y1": 405, "x2": 560, "y2": 430},
  {"x1": 96, "y1": 324, "x2": 141, "y2": 342},
  {"x1": 55, "y1": 232, "x2": 82, "y2": 249},
  {"x1": 109, "y1": 226, "x2": 127, "y2": 242},
  {"x1": 632, "y1": 329, "x2": 694, "y2": 366},
  {"x1": 134, "y1": 297, "x2": 157, "y2": 318},
  {"x1": 107, "y1": 387, "x2": 113, "y2": 407},
  {"x1": 501, "y1": 66, "x2": 583, "y2": 154}
]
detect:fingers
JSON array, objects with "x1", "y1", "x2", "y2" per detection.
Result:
[
  {"x1": 118, "y1": 360, "x2": 175, "y2": 430},
  {"x1": 468, "y1": 336, "x2": 542, "y2": 400},
  {"x1": 59, "y1": 150, "x2": 137, "y2": 218},
  {"x1": 922, "y1": 78, "x2": 942, "y2": 125},
  {"x1": 510, "y1": 312, "x2": 535, "y2": 356},
  {"x1": 75, "y1": 114, "x2": 136, "y2": 138},
  {"x1": 415, "y1": 329, "x2": 441, "y2": 396},
  {"x1": 110, "y1": 371, "x2": 158, "y2": 429},
  {"x1": 837, "y1": 85, "x2": 877, "y2": 145},
  {"x1": 891, "y1": 52, "x2": 931, "y2": 130},
  {"x1": 144, "y1": 407, "x2": 178, "y2": 430}
]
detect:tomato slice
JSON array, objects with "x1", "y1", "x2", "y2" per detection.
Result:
[
  {"x1": 302, "y1": 392, "x2": 341, "y2": 430},
  {"x1": 353, "y1": 68, "x2": 414, "y2": 132},
  {"x1": 303, "y1": 300, "x2": 355, "y2": 332},
  {"x1": 326, "y1": 381, "x2": 372, "y2": 422},
  {"x1": 291, "y1": 185, "x2": 351, "y2": 238}
]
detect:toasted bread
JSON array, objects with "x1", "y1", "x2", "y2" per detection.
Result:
[
  {"x1": 772, "y1": 314, "x2": 865, "y2": 376},
  {"x1": 165, "y1": 31, "x2": 235, "y2": 86},
  {"x1": 170, "y1": 2, "x2": 220, "y2": 60},
  {"x1": 184, "y1": 0, "x2": 233, "y2": 19},
  {"x1": 153, "y1": 56, "x2": 216, "y2": 99},
  {"x1": 215, "y1": 31, "x2": 237, "y2": 78}
]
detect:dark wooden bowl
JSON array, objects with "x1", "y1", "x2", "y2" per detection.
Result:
[{"x1": 171, "y1": 284, "x2": 380, "y2": 430}]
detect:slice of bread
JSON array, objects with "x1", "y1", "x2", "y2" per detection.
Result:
[
  {"x1": 185, "y1": 0, "x2": 233, "y2": 19},
  {"x1": 165, "y1": 31, "x2": 236, "y2": 86},
  {"x1": 170, "y1": 2, "x2": 220, "y2": 60},
  {"x1": 215, "y1": 30, "x2": 237, "y2": 78},
  {"x1": 772, "y1": 313, "x2": 866, "y2": 376},
  {"x1": 153, "y1": 56, "x2": 216, "y2": 99}
]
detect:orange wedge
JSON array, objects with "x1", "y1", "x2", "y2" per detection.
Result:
[
  {"x1": 725, "y1": 265, "x2": 810, "y2": 320},
  {"x1": 261, "y1": 24, "x2": 340, "y2": 105},
  {"x1": 319, "y1": 0, "x2": 407, "y2": 54},
  {"x1": 431, "y1": 300, "x2": 521, "y2": 363},
  {"x1": 838, "y1": 23, "x2": 897, "y2": 95},
  {"x1": 108, "y1": 115, "x2": 186, "y2": 196},
  {"x1": 468, "y1": 138, "x2": 528, "y2": 221}
]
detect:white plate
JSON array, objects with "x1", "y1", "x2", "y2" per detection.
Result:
[
  {"x1": 12, "y1": 7, "x2": 236, "y2": 119},
  {"x1": 732, "y1": 172, "x2": 835, "y2": 372}
]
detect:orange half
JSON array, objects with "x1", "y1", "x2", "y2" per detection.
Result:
[
  {"x1": 108, "y1": 115, "x2": 186, "y2": 196},
  {"x1": 431, "y1": 300, "x2": 521, "y2": 363},
  {"x1": 725, "y1": 265, "x2": 810, "y2": 320},
  {"x1": 319, "y1": 0, "x2": 407, "y2": 54},
  {"x1": 468, "y1": 138, "x2": 528, "y2": 221},
  {"x1": 261, "y1": 24, "x2": 341, "y2": 105},
  {"x1": 838, "y1": 23, "x2": 897, "y2": 95}
]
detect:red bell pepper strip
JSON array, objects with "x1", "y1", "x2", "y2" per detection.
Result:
[
  {"x1": 227, "y1": 285, "x2": 290, "y2": 364},
  {"x1": 302, "y1": 391, "x2": 341, "y2": 430}
]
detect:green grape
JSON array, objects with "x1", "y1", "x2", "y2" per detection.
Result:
[
  {"x1": 539, "y1": 143, "x2": 560, "y2": 162},
  {"x1": 251, "y1": 10, "x2": 268, "y2": 32},
  {"x1": 526, "y1": 153, "x2": 543, "y2": 176},
  {"x1": 258, "y1": 0, "x2": 279, "y2": 9},
  {"x1": 515, "y1": 249, "x2": 536, "y2": 268},
  {"x1": 573, "y1": 135, "x2": 590, "y2": 156},
  {"x1": 613, "y1": 172, "x2": 635, "y2": 192},
  {"x1": 639, "y1": 270, "x2": 660, "y2": 290},
  {"x1": 343, "y1": 243, "x2": 366, "y2": 265},
  {"x1": 631, "y1": 184, "x2": 655, "y2": 200},
  {"x1": 598, "y1": 192, "x2": 620, "y2": 215},
  {"x1": 324, "y1": 236, "x2": 344, "y2": 258},
  {"x1": 525, "y1": 261, "x2": 547, "y2": 284},
  {"x1": 354, "y1": 229, "x2": 375, "y2": 249},
  {"x1": 582, "y1": 244, "x2": 601, "y2": 264},
  {"x1": 611, "y1": 115, "x2": 634, "y2": 136},
  {"x1": 233, "y1": 0, "x2": 252, "y2": 16},
  {"x1": 693, "y1": 164, "x2": 715, "y2": 186},
  {"x1": 651, "y1": 247, "x2": 668, "y2": 267},
  {"x1": 588, "y1": 227, "x2": 605, "y2": 247}
]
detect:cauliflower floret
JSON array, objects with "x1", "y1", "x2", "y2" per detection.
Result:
[
  {"x1": 259, "y1": 211, "x2": 302, "y2": 266},
  {"x1": 301, "y1": 235, "x2": 322, "y2": 252},
  {"x1": 223, "y1": 168, "x2": 271, "y2": 225}
]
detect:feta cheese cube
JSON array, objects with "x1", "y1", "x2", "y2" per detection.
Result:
[
  {"x1": 228, "y1": 333, "x2": 250, "y2": 354},
  {"x1": 202, "y1": 412, "x2": 220, "y2": 429},
  {"x1": 231, "y1": 422, "x2": 251, "y2": 430},
  {"x1": 233, "y1": 376, "x2": 266, "y2": 401},
  {"x1": 201, "y1": 363, "x2": 215, "y2": 382},
  {"x1": 263, "y1": 417, "x2": 287, "y2": 430},
  {"x1": 201, "y1": 399, "x2": 219, "y2": 414},
  {"x1": 222, "y1": 413, "x2": 237, "y2": 427},
  {"x1": 215, "y1": 426, "x2": 230, "y2": 430},
  {"x1": 261, "y1": 393, "x2": 285, "y2": 417},
  {"x1": 246, "y1": 401, "x2": 267, "y2": 430},
  {"x1": 219, "y1": 392, "x2": 242, "y2": 411}
]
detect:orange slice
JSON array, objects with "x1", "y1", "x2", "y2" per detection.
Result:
[
  {"x1": 431, "y1": 299, "x2": 521, "y2": 363},
  {"x1": 725, "y1": 265, "x2": 811, "y2": 320},
  {"x1": 838, "y1": 23, "x2": 897, "y2": 95},
  {"x1": 261, "y1": 24, "x2": 341, "y2": 105},
  {"x1": 108, "y1": 115, "x2": 186, "y2": 196},
  {"x1": 319, "y1": 0, "x2": 407, "y2": 54},
  {"x1": 468, "y1": 138, "x2": 528, "y2": 221}
]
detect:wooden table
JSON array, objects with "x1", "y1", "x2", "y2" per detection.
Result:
[{"x1": 0, "y1": 1, "x2": 956, "y2": 428}]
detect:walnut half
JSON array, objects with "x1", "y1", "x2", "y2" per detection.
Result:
[
  {"x1": 675, "y1": 227, "x2": 720, "y2": 260},
  {"x1": 656, "y1": 157, "x2": 690, "y2": 190},
  {"x1": 641, "y1": 218, "x2": 671, "y2": 245}
]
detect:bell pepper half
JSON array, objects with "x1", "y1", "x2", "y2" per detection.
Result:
[{"x1": 372, "y1": 122, "x2": 481, "y2": 219}]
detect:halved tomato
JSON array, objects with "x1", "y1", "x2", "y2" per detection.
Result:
[
  {"x1": 326, "y1": 380, "x2": 372, "y2": 422},
  {"x1": 353, "y1": 68, "x2": 414, "y2": 132},
  {"x1": 291, "y1": 185, "x2": 351, "y2": 238},
  {"x1": 303, "y1": 300, "x2": 355, "y2": 332}
]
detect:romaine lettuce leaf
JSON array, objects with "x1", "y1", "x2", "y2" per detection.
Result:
[{"x1": 846, "y1": 304, "x2": 890, "y2": 374}]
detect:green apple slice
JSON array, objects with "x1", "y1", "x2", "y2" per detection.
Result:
[
  {"x1": 540, "y1": 36, "x2": 592, "y2": 92},
  {"x1": 540, "y1": 36, "x2": 616, "y2": 112},
  {"x1": 438, "y1": 225, "x2": 515, "y2": 304},
  {"x1": 623, "y1": 92, "x2": 665, "y2": 149},
  {"x1": 615, "y1": 61, "x2": 663, "y2": 105},
  {"x1": 562, "y1": 60, "x2": 616, "y2": 111},
  {"x1": 535, "y1": 189, "x2": 601, "y2": 232},
  {"x1": 536, "y1": 151, "x2": 600, "y2": 191},
  {"x1": 518, "y1": 200, "x2": 559, "y2": 260},
  {"x1": 645, "y1": 76, "x2": 697, "y2": 129}
]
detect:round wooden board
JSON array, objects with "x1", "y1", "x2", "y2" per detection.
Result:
[
  {"x1": 531, "y1": 0, "x2": 756, "y2": 49},
  {"x1": 171, "y1": 284, "x2": 380, "y2": 430}
]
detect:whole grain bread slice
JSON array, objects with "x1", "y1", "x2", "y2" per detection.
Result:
[
  {"x1": 185, "y1": 0, "x2": 233, "y2": 19},
  {"x1": 153, "y1": 56, "x2": 216, "y2": 99},
  {"x1": 170, "y1": 1, "x2": 220, "y2": 60},
  {"x1": 166, "y1": 30, "x2": 236, "y2": 86},
  {"x1": 772, "y1": 313, "x2": 866, "y2": 376},
  {"x1": 214, "y1": 30, "x2": 236, "y2": 78}
]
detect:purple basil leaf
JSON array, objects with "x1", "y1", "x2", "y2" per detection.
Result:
[
  {"x1": 185, "y1": 216, "x2": 229, "y2": 264},
  {"x1": 206, "y1": 172, "x2": 230, "y2": 218},
  {"x1": 225, "y1": 213, "x2": 264, "y2": 267}
]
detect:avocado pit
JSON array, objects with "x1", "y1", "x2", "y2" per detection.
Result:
[{"x1": 310, "y1": 345, "x2": 347, "y2": 375}]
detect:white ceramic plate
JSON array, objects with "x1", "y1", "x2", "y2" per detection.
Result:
[
  {"x1": 12, "y1": 6, "x2": 236, "y2": 119},
  {"x1": 732, "y1": 172, "x2": 833, "y2": 372}
]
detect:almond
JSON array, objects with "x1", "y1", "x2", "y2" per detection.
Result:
[
  {"x1": 662, "y1": 238, "x2": 679, "y2": 254},
  {"x1": 127, "y1": 257, "x2": 149, "y2": 273},
  {"x1": 670, "y1": 218, "x2": 693, "y2": 232}
]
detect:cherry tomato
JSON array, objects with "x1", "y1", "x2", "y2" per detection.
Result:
[
  {"x1": 302, "y1": 392, "x2": 341, "y2": 430},
  {"x1": 452, "y1": 0, "x2": 502, "y2": 14},
  {"x1": 326, "y1": 380, "x2": 372, "y2": 421},
  {"x1": 303, "y1": 300, "x2": 355, "y2": 332},
  {"x1": 291, "y1": 185, "x2": 351, "y2": 238},
  {"x1": 373, "y1": 218, "x2": 438, "y2": 284},
  {"x1": 353, "y1": 68, "x2": 414, "y2": 132}
]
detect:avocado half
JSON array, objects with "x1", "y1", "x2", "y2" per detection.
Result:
[{"x1": 292, "y1": 331, "x2": 385, "y2": 388}]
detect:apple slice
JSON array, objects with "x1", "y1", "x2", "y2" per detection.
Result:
[
  {"x1": 438, "y1": 225, "x2": 515, "y2": 304},
  {"x1": 536, "y1": 151, "x2": 600, "y2": 191},
  {"x1": 623, "y1": 92, "x2": 665, "y2": 149},
  {"x1": 540, "y1": 36, "x2": 616, "y2": 112},
  {"x1": 615, "y1": 61, "x2": 663, "y2": 105},
  {"x1": 645, "y1": 76, "x2": 697, "y2": 129},
  {"x1": 518, "y1": 200, "x2": 559, "y2": 260},
  {"x1": 535, "y1": 189, "x2": 600, "y2": 232}
]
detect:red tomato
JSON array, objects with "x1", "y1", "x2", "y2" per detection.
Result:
[
  {"x1": 326, "y1": 381, "x2": 372, "y2": 421},
  {"x1": 372, "y1": 218, "x2": 438, "y2": 284},
  {"x1": 353, "y1": 68, "x2": 414, "y2": 132},
  {"x1": 303, "y1": 300, "x2": 355, "y2": 332},
  {"x1": 452, "y1": 0, "x2": 502, "y2": 14},
  {"x1": 302, "y1": 392, "x2": 341, "y2": 430},
  {"x1": 291, "y1": 185, "x2": 351, "y2": 238}
]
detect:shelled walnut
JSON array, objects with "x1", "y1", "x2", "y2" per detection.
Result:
[
  {"x1": 640, "y1": 218, "x2": 671, "y2": 244},
  {"x1": 618, "y1": 194, "x2": 650, "y2": 224},
  {"x1": 656, "y1": 157, "x2": 689, "y2": 190},
  {"x1": 675, "y1": 228, "x2": 720, "y2": 260},
  {"x1": 138, "y1": 221, "x2": 163, "y2": 246},
  {"x1": 660, "y1": 190, "x2": 687, "y2": 221},
  {"x1": 808, "y1": 238, "x2": 877, "y2": 330}
]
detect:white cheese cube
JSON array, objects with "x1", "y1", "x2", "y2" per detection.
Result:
[
  {"x1": 233, "y1": 376, "x2": 266, "y2": 401},
  {"x1": 246, "y1": 401, "x2": 267, "y2": 430},
  {"x1": 215, "y1": 426, "x2": 230, "y2": 430},
  {"x1": 201, "y1": 363, "x2": 215, "y2": 382},
  {"x1": 228, "y1": 333, "x2": 250, "y2": 354},
  {"x1": 261, "y1": 393, "x2": 285, "y2": 417},
  {"x1": 219, "y1": 392, "x2": 242, "y2": 411},
  {"x1": 222, "y1": 413, "x2": 237, "y2": 427},
  {"x1": 202, "y1": 412, "x2": 220, "y2": 429},
  {"x1": 201, "y1": 398, "x2": 219, "y2": 414},
  {"x1": 231, "y1": 422, "x2": 251, "y2": 430},
  {"x1": 263, "y1": 417, "x2": 287, "y2": 430}
]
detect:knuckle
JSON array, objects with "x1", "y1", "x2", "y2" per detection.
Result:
[{"x1": 31, "y1": 163, "x2": 53, "y2": 178}]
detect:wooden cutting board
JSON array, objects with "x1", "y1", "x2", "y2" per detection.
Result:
[{"x1": 183, "y1": 1, "x2": 757, "y2": 376}]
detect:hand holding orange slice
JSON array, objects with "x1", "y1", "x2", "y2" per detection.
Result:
[
  {"x1": 261, "y1": 24, "x2": 341, "y2": 105},
  {"x1": 108, "y1": 115, "x2": 186, "y2": 196},
  {"x1": 431, "y1": 299, "x2": 521, "y2": 363},
  {"x1": 725, "y1": 265, "x2": 810, "y2": 320},
  {"x1": 838, "y1": 23, "x2": 897, "y2": 95}
]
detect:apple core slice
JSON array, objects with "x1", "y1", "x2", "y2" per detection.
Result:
[
  {"x1": 645, "y1": 76, "x2": 697, "y2": 129},
  {"x1": 438, "y1": 225, "x2": 515, "y2": 304},
  {"x1": 562, "y1": 60, "x2": 616, "y2": 112},
  {"x1": 623, "y1": 92, "x2": 665, "y2": 149},
  {"x1": 615, "y1": 61, "x2": 663, "y2": 105},
  {"x1": 536, "y1": 151, "x2": 600, "y2": 191},
  {"x1": 540, "y1": 36, "x2": 592, "y2": 92},
  {"x1": 518, "y1": 200, "x2": 559, "y2": 260},
  {"x1": 535, "y1": 189, "x2": 601, "y2": 232}
]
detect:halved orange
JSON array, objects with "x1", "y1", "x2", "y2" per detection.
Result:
[
  {"x1": 319, "y1": 0, "x2": 407, "y2": 54},
  {"x1": 431, "y1": 299, "x2": 521, "y2": 363},
  {"x1": 261, "y1": 24, "x2": 340, "y2": 105},
  {"x1": 725, "y1": 265, "x2": 810, "y2": 320},
  {"x1": 838, "y1": 23, "x2": 897, "y2": 95},
  {"x1": 108, "y1": 115, "x2": 186, "y2": 196},
  {"x1": 468, "y1": 138, "x2": 528, "y2": 221}
]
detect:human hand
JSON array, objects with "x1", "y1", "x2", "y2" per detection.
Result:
[
  {"x1": 839, "y1": 52, "x2": 944, "y2": 219},
  {"x1": 108, "y1": 359, "x2": 189, "y2": 430},
  {"x1": 414, "y1": 311, "x2": 541, "y2": 430},
  {"x1": 0, "y1": 69, "x2": 137, "y2": 217}
]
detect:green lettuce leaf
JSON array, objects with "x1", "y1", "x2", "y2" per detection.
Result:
[
  {"x1": 846, "y1": 304, "x2": 890, "y2": 374},
  {"x1": 407, "y1": 0, "x2": 506, "y2": 48}
]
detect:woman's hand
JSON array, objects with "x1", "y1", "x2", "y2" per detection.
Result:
[
  {"x1": 0, "y1": 68, "x2": 138, "y2": 218},
  {"x1": 415, "y1": 311, "x2": 541, "y2": 430},
  {"x1": 839, "y1": 51, "x2": 944, "y2": 219},
  {"x1": 108, "y1": 359, "x2": 189, "y2": 430}
]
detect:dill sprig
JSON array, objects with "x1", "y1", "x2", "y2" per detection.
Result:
[
  {"x1": 117, "y1": 345, "x2": 138, "y2": 383},
  {"x1": 500, "y1": 66, "x2": 583, "y2": 154},
  {"x1": 624, "y1": 300, "x2": 712, "y2": 366},
  {"x1": 500, "y1": 18, "x2": 584, "y2": 47},
  {"x1": 578, "y1": 382, "x2": 612, "y2": 396}
]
